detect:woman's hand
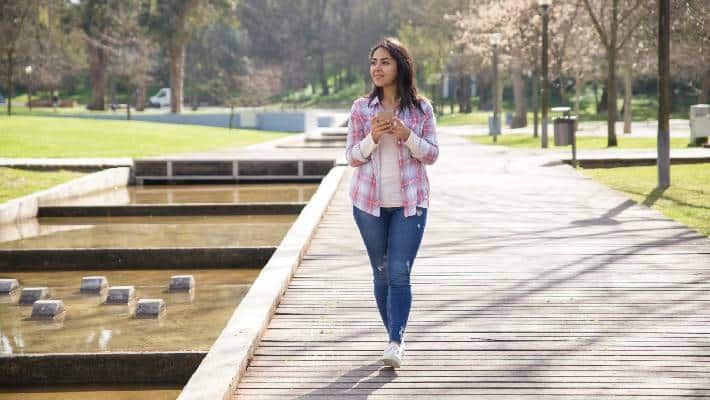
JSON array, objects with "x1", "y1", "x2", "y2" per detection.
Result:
[
  {"x1": 391, "y1": 117, "x2": 411, "y2": 141},
  {"x1": 370, "y1": 116, "x2": 392, "y2": 144}
]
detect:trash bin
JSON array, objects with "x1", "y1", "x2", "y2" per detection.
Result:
[
  {"x1": 505, "y1": 112, "x2": 513, "y2": 127},
  {"x1": 488, "y1": 115, "x2": 501, "y2": 136},
  {"x1": 553, "y1": 116, "x2": 576, "y2": 146},
  {"x1": 690, "y1": 104, "x2": 710, "y2": 144}
]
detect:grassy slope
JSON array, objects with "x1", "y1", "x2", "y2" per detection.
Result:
[{"x1": 0, "y1": 115, "x2": 288, "y2": 158}]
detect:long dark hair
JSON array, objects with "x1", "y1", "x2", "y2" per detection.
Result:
[{"x1": 367, "y1": 37, "x2": 425, "y2": 115}]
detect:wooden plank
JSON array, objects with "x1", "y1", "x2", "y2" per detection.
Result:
[{"x1": 232, "y1": 133, "x2": 710, "y2": 399}]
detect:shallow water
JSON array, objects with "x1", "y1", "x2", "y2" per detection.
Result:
[
  {"x1": 42, "y1": 183, "x2": 318, "y2": 206},
  {"x1": 0, "y1": 214, "x2": 295, "y2": 249},
  {"x1": 0, "y1": 268, "x2": 260, "y2": 353},
  {"x1": 0, "y1": 386, "x2": 181, "y2": 400}
]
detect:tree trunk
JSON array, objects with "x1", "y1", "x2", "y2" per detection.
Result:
[
  {"x1": 88, "y1": 42, "x2": 107, "y2": 110},
  {"x1": 126, "y1": 86, "x2": 132, "y2": 120},
  {"x1": 456, "y1": 75, "x2": 466, "y2": 113},
  {"x1": 559, "y1": 78, "x2": 566, "y2": 106},
  {"x1": 607, "y1": 49, "x2": 618, "y2": 146},
  {"x1": 598, "y1": 83, "x2": 608, "y2": 113},
  {"x1": 623, "y1": 56, "x2": 632, "y2": 134},
  {"x1": 699, "y1": 68, "x2": 710, "y2": 104},
  {"x1": 318, "y1": 49, "x2": 329, "y2": 96},
  {"x1": 136, "y1": 85, "x2": 145, "y2": 111},
  {"x1": 5, "y1": 49, "x2": 15, "y2": 115},
  {"x1": 532, "y1": 71, "x2": 539, "y2": 138},
  {"x1": 593, "y1": 81, "x2": 600, "y2": 113},
  {"x1": 511, "y1": 57, "x2": 527, "y2": 128},
  {"x1": 168, "y1": 40, "x2": 185, "y2": 114},
  {"x1": 496, "y1": 73, "x2": 503, "y2": 121},
  {"x1": 109, "y1": 76, "x2": 116, "y2": 108},
  {"x1": 574, "y1": 75, "x2": 583, "y2": 116}
]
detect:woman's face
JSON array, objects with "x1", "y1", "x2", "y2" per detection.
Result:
[{"x1": 370, "y1": 47, "x2": 397, "y2": 88}]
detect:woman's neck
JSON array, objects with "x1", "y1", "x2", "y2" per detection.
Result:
[{"x1": 380, "y1": 85, "x2": 399, "y2": 109}]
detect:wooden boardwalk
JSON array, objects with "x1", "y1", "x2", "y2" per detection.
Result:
[{"x1": 233, "y1": 133, "x2": 710, "y2": 399}]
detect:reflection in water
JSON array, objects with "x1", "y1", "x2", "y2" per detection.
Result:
[
  {"x1": 1, "y1": 334, "x2": 11, "y2": 354},
  {"x1": 0, "y1": 269, "x2": 260, "y2": 353},
  {"x1": 99, "y1": 329, "x2": 113, "y2": 351},
  {"x1": 42, "y1": 183, "x2": 319, "y2": 206}
]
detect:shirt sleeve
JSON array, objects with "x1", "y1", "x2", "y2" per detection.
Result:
[
  {"x1": 360, "y1": 133, "x2": 378, "y2": 158},
  {"x1": 345, "y1": 101, "x2": 376, "y2": 167},
  {"x1": 403, "y1": 101, "x2": 439, "y2": 165}
]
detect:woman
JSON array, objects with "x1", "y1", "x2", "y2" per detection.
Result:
[{"x1": 345, "y1": 38, "x2": 439, "y2": 369}]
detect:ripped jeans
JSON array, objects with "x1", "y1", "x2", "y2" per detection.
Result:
[{"x1": 352, "y1": 206, "x2": 427, "y2": 344}]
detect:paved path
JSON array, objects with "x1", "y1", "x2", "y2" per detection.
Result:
[
  {"x1": 441, "y1": 119, "x2": 693, "y2": 138},
  {"x1": 232, "y1": 131, "x2": 710, "y2": 399}
]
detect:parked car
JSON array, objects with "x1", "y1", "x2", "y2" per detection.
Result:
[{"x1": 148, "y1": 88, "x2": 171, "y2": 108}]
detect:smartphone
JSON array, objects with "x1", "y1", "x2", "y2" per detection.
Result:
[{"x1": 377, "y1": 110, "x2": 393, "y2": 123}]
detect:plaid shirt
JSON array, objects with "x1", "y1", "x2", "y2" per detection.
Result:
[{"x1": 345, "y1": 96, "x2": 439, "y2": 217}]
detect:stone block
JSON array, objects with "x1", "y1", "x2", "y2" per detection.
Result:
[
  {"x1": 169, "y1": 275, "x2": 195, "y2": 291},
  {"x1": 134, "y1": 298, "x2": 166, "y2": 318},
  {"x1": 80, "y1": 276, "x2": 109, "y2": 293},
  {"x1": 30, "y1": 299, "x2": 66, "y2": 320},
  {"x1": 19, "y1": 287, "x2": 50, "y2": 305},
  {"x1": 104, "y1": 286, "x2": 135, "y2": 304}
]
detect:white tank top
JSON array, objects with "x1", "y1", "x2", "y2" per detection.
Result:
[{"x1": 378, "y1": 133, "x2": 403, "y2": 207}]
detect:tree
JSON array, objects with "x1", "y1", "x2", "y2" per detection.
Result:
[
  {"x1": 76, "y1": 0, "x2": 123, "y2": 110},
  {"x1": 397, "y1": 0, "x2": 462, "y2": 114},
  {"x1": 186, "y1": 21, "x2": 248, "y2": 109},
  {"x1": 30, "y1": 1, "x2": 87, "y2": 104},
  {"x1": 581, "y1": 0, "x2": 652, "y2": 146},
  {"x1": 0, "y1": 0, "x2": 37, "y2": 115},
  {"x1": 141, "y1": 0, "x2": 235, "y2": 114},
  {"x1": 670, "y1": 0, "x2": 710, "y2": 104}
]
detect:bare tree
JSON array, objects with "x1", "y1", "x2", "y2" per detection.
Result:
[{"x1": 581, "y1": 0, "x2": 652, "y2": 146}]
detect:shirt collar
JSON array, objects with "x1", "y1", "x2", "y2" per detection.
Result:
[{"x1": 368, "y1": 95, "x2": 401, "y2": 111}]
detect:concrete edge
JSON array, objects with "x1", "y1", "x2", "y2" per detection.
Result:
[
  {"x1": 0, "y1": 247, "x2": 276, "y2": 271},
  {"x1": 0, "y1": 351, "x2": 206, "y2": 385},
  {"x1": 38, "y1": 202, "x2": 307, "y2": 217},
  {"x1": 0, "y1": 167, "x2": 132, "y2": 224},
  {"x1": 176, "y1": 165, "x2": 347, "y2": 400},
  {"x1": 564, "y1": 157, "x2": 710, "y2": 168}
]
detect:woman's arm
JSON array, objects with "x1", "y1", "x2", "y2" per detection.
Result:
[
  {"x1": 404, "y1": 102, "x2": 439, "y2": 165},
  {"x1": 345, "y1": 101, "x2": 378, "y2": 167}
]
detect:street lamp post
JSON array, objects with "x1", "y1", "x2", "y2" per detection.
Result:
[
  {"x1": 24, "y1": 65, "x2": 33, "y2": 112},
  {"x1": 539, "y1": 0, "x2": 551, "y2": 148},
  {"x1": 657, "y1": 0, "x2": 670, "y2": 188},
  {"x1": 490, "y1": 33, "x2": 501, "y2": 142}
]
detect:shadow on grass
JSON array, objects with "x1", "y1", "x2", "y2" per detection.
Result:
[{"x1": 642, "y1": 186, "x2": 668, "y2": 208}]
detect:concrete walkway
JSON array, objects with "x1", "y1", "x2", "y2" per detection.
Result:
[
  {"x1": 232, "y1": 131, "x2": 710, "y2": 398},
  {"x1": 440, "y1": 118, "x2": 694, "y2": 138}
]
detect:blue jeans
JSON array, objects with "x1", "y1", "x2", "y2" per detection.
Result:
[{"x1": 352, "y1": 206, "x2": 427, "y2": 344}]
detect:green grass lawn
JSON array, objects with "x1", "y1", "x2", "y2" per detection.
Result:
[
  {"x1": 467, "y1": 134, "x2": 694, "y2": 149},
  {"x1": 0, "y1": 115, "x2": 288, "y2": 158},
  {"x1": 580, "y1": 164, "x2": 710, "y2": 236},
  {"x1": 0, "y1": 167, "x2": 86, "y2": 203}
]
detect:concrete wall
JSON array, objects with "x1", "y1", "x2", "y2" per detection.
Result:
[
  {"x1": 0, "y1": 167, "x2": 131, "y2": 225},
  {"x1": 39, "y1": 110, "x2": 333, "y2": 133}
]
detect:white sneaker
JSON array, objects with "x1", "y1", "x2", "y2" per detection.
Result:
[{"x1": 380, "y1": 342, "x2": 404, "y2": 368}]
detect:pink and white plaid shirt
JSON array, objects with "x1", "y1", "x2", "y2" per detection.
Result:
[{"x1": 345, "y1": 96, "x2": 439, "y2": 217}]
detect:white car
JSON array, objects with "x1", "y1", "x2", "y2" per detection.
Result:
[{"x1": 149, "y1": 88, "x2": 170, "y2": 108}]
